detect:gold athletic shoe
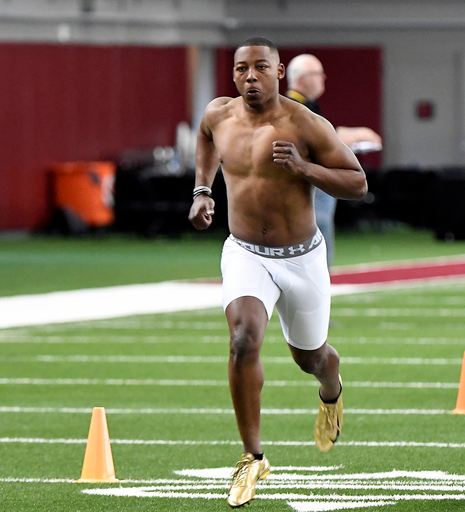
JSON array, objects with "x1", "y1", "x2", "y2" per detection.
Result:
[
  {"x1": 314, "y1": 378, "x2": 343, "y2": 452},
  {"x1": 227, "y1": 453, "x2": 271, "y2": 508}
]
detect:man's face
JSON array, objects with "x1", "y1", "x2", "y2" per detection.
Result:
[
  {"x1": 233, "y1": 45, "x2": 284, "y2": 108},
  {"x1": 296, "y1": 57, "x2": 326, "y2": 101}
]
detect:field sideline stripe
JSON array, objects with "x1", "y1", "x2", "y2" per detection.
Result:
[
  {"x1": 0, "y1": 406, "x2": 453, "y2": 415},
  {"x1": 0, "y1": 282, "x2": 224, "y2": 329},
  {"x1": 0, "y1": 355, "x2": 461, "y2": 364},
  {"x1": 0, "y1": 438, "x2": 464, "y2": 448},
  {"x1": 0, "y1": 378, "x2": 458, "y2": 389},
  {"x1": 0, "y1": 264, "x2": 463, "y2": 328}
]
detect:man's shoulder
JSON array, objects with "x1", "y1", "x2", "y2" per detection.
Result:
[
  {"x1": 206, "y1": 96, "x2": 237, "y2": 113},
  {"x1": 280, "y1": 94, "x2": 321, "y2": 122},
  {"x1": 278, "y1": 95, "x2": 336, "y2": 144},
  {"x1": 204, "y1": 96, "x2": 238, "y2": 124}
]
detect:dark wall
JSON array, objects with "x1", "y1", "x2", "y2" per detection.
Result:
[{"x1": 0, "y1": 43, "x2": 189, "y2": 230}]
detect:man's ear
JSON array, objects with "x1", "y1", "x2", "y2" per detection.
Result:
[{"x1": 278, "y1": 63, "x2": 285, "y2": 80}]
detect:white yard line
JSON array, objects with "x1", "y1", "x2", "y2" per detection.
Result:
[
  {"x1": 0, "y1": 334, "x2": 463, "y2": 346},
  {"x1": 330, "y1": 255, "x2": 465, "y2": 273},
  {"x1": 0, "y1": 437, "x2": 463, "y2": 447},
  {"x1": 0, "y1": 406, "x2": 454, "y2": 415},
  {"x1": 0, "y1": 378, "x2": 458, "y2": 389},
  {"x1": 332, "y1": 308, "x2": 465, "y2": 317},
  {"x1": 0, "y1": 355, "x2": 461, "y2": 364},
  {"x1": 1, "y1": 276, "x2": 463, "y2": 329},
  {"x1": 0, "y1": 282, "x2": 223, "y2": 329}
]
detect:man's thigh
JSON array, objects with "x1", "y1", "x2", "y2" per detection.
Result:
[
  {"x1": 274, "y1": 243, "x2": 331, "y2": 350},
  {"x1": 221, "y1": 238, "x2": 280, "y2": 320}
]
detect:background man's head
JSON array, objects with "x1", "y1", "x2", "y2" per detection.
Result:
[{"x1": 287, "y1": 54, "x2": 326, "y2": 101}]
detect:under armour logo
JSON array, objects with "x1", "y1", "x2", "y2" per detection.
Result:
[{"x1": 288, "y1": 244, "x2": 305, "y2": 255}]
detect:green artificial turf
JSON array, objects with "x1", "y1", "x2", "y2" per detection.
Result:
[
  {"x1": 0, "y1": 226, "x2": 465, "y2": 510},
  {"x1": 0, "y1": 225, "x2": 464, "y2": 297},
  {"x1": 0, "y1": 284, "x2": 464, "y2": 510}
]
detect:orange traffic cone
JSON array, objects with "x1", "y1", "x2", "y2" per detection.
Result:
[
  {"x1": 453, "y1": 352, "x2": 465, "y2": 415},
  {"x1": 78, "y1": 407, "x2": 119, "y2": 482}
]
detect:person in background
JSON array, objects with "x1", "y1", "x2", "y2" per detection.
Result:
[
  {"x1": 189, "y1": 37, "x2": 367, "y2": 507},
  {"x1": 286, "y1": 53, "x2": 382, "y2": 267}
]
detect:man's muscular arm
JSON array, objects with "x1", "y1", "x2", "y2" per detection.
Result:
[
  {"x1": 188, "y1": 111, "x2": 220, "y2": 230},
  {"x1": 272, "y1": 116, "x2": 367, "y2": 200}
]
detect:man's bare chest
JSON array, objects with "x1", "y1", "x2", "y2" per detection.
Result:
[{"x1": 214, "y1": 121, "x2": 305, "y2": 175}]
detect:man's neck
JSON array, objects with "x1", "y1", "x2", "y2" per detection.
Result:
[{"x1": 241, "y1": 95, "x2": 281, "y2": 118}]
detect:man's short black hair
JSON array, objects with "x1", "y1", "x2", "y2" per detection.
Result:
[{"x1": 235, "y1": 36, "x2": 280, "y2": 60}]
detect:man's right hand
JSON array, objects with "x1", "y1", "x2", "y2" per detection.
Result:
[{"x1": 188, "y1": 195, "x2": 215, "y2": 230}]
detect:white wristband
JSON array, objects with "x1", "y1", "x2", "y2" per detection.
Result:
[{"x1": 193, "y1": 186, "x2": 212, "y2": 199}]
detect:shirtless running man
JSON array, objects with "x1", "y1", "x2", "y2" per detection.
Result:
[{"x1": 188, "y1": 36, "x2": 367, "y2": 508}]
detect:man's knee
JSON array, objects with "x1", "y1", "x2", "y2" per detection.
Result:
[
  {"x1": 290, "y1": 343, "x2": 339, "y2": 375},
  {"x1": 229, "y1": 323, "x2": 262, "y2": 365},
  {"x1": 293, "y1": 350, "x2": 325, "y2": 375},
  {"x1": 226, "y1": 297, "x2": 267, "y2": 366}
]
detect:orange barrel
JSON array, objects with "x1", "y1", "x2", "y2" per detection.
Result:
[{"x1": 50, "y1": 161, "x2": 115, "y2": 227}]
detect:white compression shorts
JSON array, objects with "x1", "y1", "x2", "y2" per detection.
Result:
[{"x1": 221, "y1": 231, "x2": 331, "y2": 351}]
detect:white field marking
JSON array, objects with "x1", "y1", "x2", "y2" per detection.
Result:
[
  {"x1": 2, "y1": 438, "x2": 465, "y2": 448},
  {"x1": 333, "y1": 283, "x2": 465, "y2": 299},
  {"x1": 1, "y1": 272, "x2": 464, "y2": 330},
  {"x1": 0, "y1": 321, "x2": 273, "y2": 333},
  {"x1": 6, "y1": 458, "x2": 464, "y2": 511},
  {"x1": 3, "y1": 467, "x2": 465, "y2": 482},
  {"x1": 0, "y1": 378, "x2": 457, "y2": 389},
  {"x1": 88, "y1": 321, "x2": 230, "y2": 330},
  {"x1": 334, "y1": 295, "x2": 465, "y2": 305},
  {"x1": 289, "y1": 501, "x2": 393, "y2": 511},
  {"x1": 0, "y1": 406, "x2": 453, "y2": 415},
  {"x1": 176, "y1": 467, "x2": 342, "y2": 479},
  {"x1": 273, "y1": 466, "x2": 343, "y2": 472},
  {"x1": 80, "y1": 483, "x2": 465, "y2": 492},
  {"x1": 333, "y1": 308, "x2": 465, "y2": 317},
  {"x1": 340, "y1": 357, "x2": 463, "y2": 365},
  {"x1": 49, "y1": 320, "x2": 230, "y2": 330},
  {"x1": 380, "y1": 321, "x2": 465, "y2": 330},
  {"x1": 80, "y1": 466, "x2": 465, "y2": 511},
  {"x1": 0, "y1": 378, "x2": 231, "y2": 386},
  {"x1": 0, "y1": 355, "x2": 463, "y2": 366},
  {"x1": 4, "y1": 471, "x2": 465, "y2": 486},
  {"x1": 0, "y1": 281, "x2": 364, "y2": 330},
  {"x1": 176, "y1": 468, "x2": 465, "y2": 482},
  {"x1": 331, "y1": 254, "x2": 465, "y2": 271},
  {"x1": 331, "y1": 276, "x2": 465, "y2": 295},
  {"x1": 0, "y1": 477, "x2": 78, "y2": 484},
  {"x1": 0, "y1": 467, "x2": 341, "y2": 485},
  {"x1": 0, "y1": 282, "x2": 224, "y2": 329},
  {"x1": 330, "y1": 337, "x2": 465, "y2": 345},
  {"x1": 0, "y1": 355, "x2": 227, "y2": 363},
  {"x1": 0, "y1": 335, "x2": 228, "y2": 344},
  {"x1": 2, "y1": 331, "x2": 464, "y2": 346},
  {"x1": 2, "y1": 334, "x2": 464, "y2": 347},
  {"x1": 2, "y1": 333, "x2": 464, "y2": 346},
  {"x1": 0, "y1": 355, "x2": 462, "y2": 364},
  {"x1": 85, "y1": 481, "x2": 465, "y2": 492}
]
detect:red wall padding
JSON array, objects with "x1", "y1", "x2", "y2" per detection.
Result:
[
  {"x1": 216, "y1": 46, "x2": 382, "y2": 169},
  {"x1": 0, "y1": 43, "x2": 189, "y2": 230}
]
